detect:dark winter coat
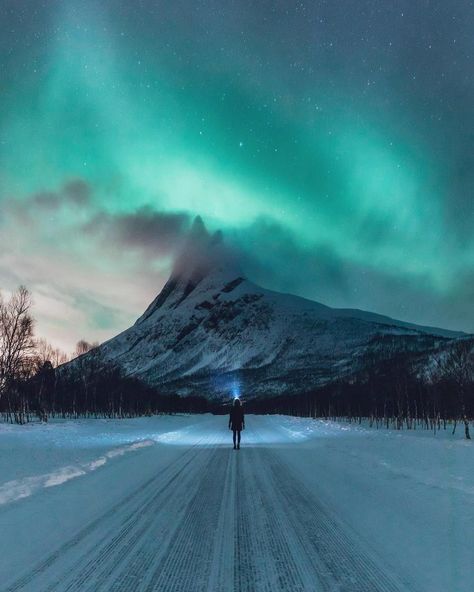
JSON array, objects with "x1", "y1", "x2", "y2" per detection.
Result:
[{"x1": 229, "y1": 407, "x2": 245, "y2": 431}]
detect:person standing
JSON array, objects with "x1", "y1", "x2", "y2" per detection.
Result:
[{"x1": 229, "y1": 398, "x2": 245, "y2": 449}]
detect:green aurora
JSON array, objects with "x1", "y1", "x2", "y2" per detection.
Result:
[{"x1": 1, "y1": 1, "x2": 473, "y2": 349}]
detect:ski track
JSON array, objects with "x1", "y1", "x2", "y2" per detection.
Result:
[{"x1": 3, "y1": 418, "x2": 414, "y2": 592}]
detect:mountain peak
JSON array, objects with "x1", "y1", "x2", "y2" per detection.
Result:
[
  {"x1": 137, "y1": 217, "x2": 243, "y2": 323},
  {"x1": 171, "y1": 216, "x2": 234, "y2": 282}
]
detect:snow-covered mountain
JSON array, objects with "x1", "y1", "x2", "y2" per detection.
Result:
[{"x1": 74, "y1": 218, "x2": 465, "y2": 400}]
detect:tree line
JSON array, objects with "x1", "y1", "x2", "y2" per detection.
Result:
[
  {"x1": 2, "y1": 286, "x2": 473, "y2": 436},
  {"x1": 248, "y1": 337, "x2": 474, "y2": 439},
  {"x1": 0, "y1": 286, "x2": 208, "y2": 423}
]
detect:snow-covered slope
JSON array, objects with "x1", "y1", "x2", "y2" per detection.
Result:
[{"x1": 80, "y1": 219, "x2": 463, "y2": 399}]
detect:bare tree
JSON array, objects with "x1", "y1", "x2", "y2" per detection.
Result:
[
  {"x1": 0, "y1": 287, "x2": 36, "y2": 421},
  {"x1": 35, "y1": 338, "x2": 69, "y2": 368},
  {"x1": 74, "y1": 339, "x2": 99, "y2": 358},
  {"x1": 434, "y1": 340, "x2": 474, "y2": 439}
]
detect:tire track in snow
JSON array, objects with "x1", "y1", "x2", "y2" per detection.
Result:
[
  {"x1": 3, "y1": 438, "x2": 207, "y2": 592},
  {"x1": 142, "y1": 447, "x2": 230, "y2": 592},
  {"x1": 51, "y1": 441, "x2": 217, "y2": 592},
  {"x1": 3, "y1": 417, "x2": 415, "y2": 592},
  {"x1": 262, "y1": 447, "x2": 410, "y2": 592},
  {"x1": 234, "y1": 450, "x2": 260, "y2": 592},
  {"x1": 246, "y1": 446, "x2": 324, "y2": 591},
  {"x1": 234, "y1": 433, "x2": 319, "y2": 592},
  {"x1": 104, "y1": 436, "x2": 222, "y2": 592},
  {"x1": 207, "y1": 444, "x2": 236, "y2": 592}
]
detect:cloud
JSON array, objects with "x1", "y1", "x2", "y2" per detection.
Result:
[
  {"x1": 32, "y1": 180, "x2": 91, "y2": 210},
  {"x1": 62, "y1": 179, "x2": 92, "y2": 206},
  {"x1": 169, "y1": 215, "x2": 242, "y2": 281},
  {"x1": 230, "y1": 218, "x2": 349, "y2": 298},
  {"x1": 83, "y1": 207, "x2": 191, "y2": 256},
  {"x1": 1, "y1": 180, "x2": 473, "y2": 354},
  {"x1": 2, "y1": 182, "x2": 239, "y2": 351},
  {"x1": 0, "y1": 181, "x2": 191, "y2": 351},
  {"x1": 231, "y1": 218, "x2": 474, "y2": 334},
  {"x1": 1, "y1": 179, "x2": 92, "y2": 227}
]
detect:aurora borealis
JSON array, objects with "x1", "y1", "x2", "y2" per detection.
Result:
[{"x1": 1, "y1": 0, "x2": 473, "y2": 351}]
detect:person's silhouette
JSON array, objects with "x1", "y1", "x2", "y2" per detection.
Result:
[{"x1": 229, "y1": 398, "x2": 245, "y2": 449}]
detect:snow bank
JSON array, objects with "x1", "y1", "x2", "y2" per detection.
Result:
[{"x1": 0, "y1": 415, "x2": 208, "y2": 505}]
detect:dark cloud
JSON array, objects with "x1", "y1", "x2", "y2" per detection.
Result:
[
  {"x1": 85, "y1": 208, "x2": 472, "y2": 334},
  {"x1": 28, "y1": 180, "x2": 92, "y2": 211},
  {"x1": 229, "y1": 218, "x2": 474, "y2": 334},
  {"x1": 230, "y1": 218, "x2": 349, "y2": 298},
  {"x1": 62, "y1": 179, "x2": 92, "y2": 207},
  {"x1": 171, "y1": 216, "x2": 241, "y2": 280},
  {"x1": 30, "y1": 192, "x2": 62, "y2": 210},
  {"x1": 2, "y1": 181, "x2": 473, "y2": 353},
  {"x1": 340, "y1": 265, "x2": 474, "y2": 334},
  {"x1": 3, "y1": 179, "x2": 92, "y2": 221},
  {"x1": 83, "y1": 207, "x2": 192, "y2": 256}
]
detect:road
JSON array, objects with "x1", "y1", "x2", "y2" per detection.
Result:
[{"x1": 2, "y1": 415, "x2": 413, "y2": 592}]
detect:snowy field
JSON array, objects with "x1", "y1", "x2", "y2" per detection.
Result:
[{"x1": 0, "y1": 414, "x2": 473, "y2": 592}]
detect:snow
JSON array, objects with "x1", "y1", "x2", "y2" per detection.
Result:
[
  {"x1": 0, "y1": 415, "x2": 204, "y2": 504},
  {"x1": 77, "y1": 258, "x2": 464, "y2": 400},
  {"x1": 272, "y1": 416, "x2": 474, "y2": 591},
  {"x1": 1, "y1": 414, "x2": 473, "y2": 591}
]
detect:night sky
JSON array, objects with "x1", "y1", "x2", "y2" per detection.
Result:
[{"x1": 1, "y1": 0, "x2": 473, "y2": 351}]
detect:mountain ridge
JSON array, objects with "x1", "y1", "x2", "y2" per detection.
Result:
[{"x1": 67, "y1": 220, "x2": 467, "y2": 400}]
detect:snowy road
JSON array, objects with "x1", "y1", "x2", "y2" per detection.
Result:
[{"x1": 1, "y1": 415, "x2": 472, "y2": 591}]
